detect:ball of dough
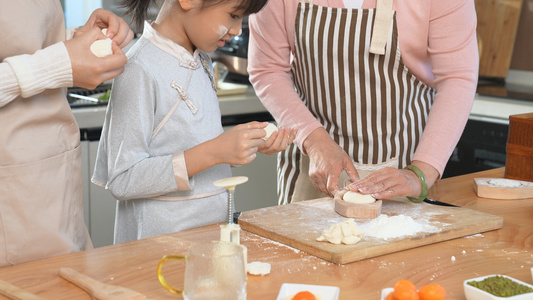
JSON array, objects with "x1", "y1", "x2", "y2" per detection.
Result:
[
  {"x1": 342, "y1": 191, "x2": 376, "y2": 204},
  {"x1": 90, "y1": 29, "x2": 113, "y2": 57},
  {"x1": 262, "y1": 123, "x2": 278, "y2": 140},
  {"x1": 246, "y1": 261, "x2": 271, "y2": 275}
]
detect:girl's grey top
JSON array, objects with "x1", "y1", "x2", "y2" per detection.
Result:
[{"x1": 92, "y1": 22, "x2": 231, "y2": 243}]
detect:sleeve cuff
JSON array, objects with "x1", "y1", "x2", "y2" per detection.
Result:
[
  {"x1": 66, "y1": 26, "x2": 82, "y2": 41},
  {"x1": 0, "y1": 63, "x2": 21, "y2": 107},
  {"x1": 4, "y1": 42, "x2": 73, "y2": 98},
  {"x1": 172, "y1": 151, "x2": 192, "y2": 191},
  {"x1": 296, "y1": 123, "x2": 324, "y2": 156}
]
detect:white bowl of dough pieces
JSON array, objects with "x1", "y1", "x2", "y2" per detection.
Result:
[
  {"x1": 276, "y1": 283, "x2": 339, "y2": 300},
  {"x1": 380, "y1": 287, "x2": 394, "y2": 300},
  {"x1": 464, "y1": 274, "x2": 533, "y2": 299}
]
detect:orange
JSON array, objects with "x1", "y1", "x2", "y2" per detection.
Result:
[
  {"x1": 386, "y1": 291, "x2": 396, "y2": 300},
  {"x1": 418, "y1": 284, "x2": 446, "y2": 300},
  {"x1": 393, "y1": 280, "x2": 419, "y2": 300},
  {"x1": 292, "y1": 291, "x2": 316, "y2": 300}
]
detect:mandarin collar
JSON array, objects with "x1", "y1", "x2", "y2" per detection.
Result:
[{"x1": 142, "y1": 21, "x2": 201, "y2": 70}]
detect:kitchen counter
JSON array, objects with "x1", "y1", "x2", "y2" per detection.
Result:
[
  {"x1": 471, "y1": 70, "x2": 533, "y2": 124},
  {"x1": 0, "y1": 168, "x2": 531, "y2": 299},
  {"x1": 471, "y1": 93, "x2": 533, "y2": 125},
  {"x1": 72, "y1": 85, "x2": 267, "y2": 129}
]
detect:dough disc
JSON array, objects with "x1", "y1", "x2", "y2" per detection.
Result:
[
  {"x1": 343, "y1": 191, "x2": 376, "y2": 204},
  {"x1": 90, "y1": 28, "x2": 113, "y2": 57},
  {"x1": 213, "y1": 176, "x2": 249, "y2": 188}
]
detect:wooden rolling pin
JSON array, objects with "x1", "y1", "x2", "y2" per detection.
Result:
[
  {"x1": 59, "y1": 268, "x2": 150, "y2": 300},
  {"x1": 0, "y1": 279, "x2": 46, "y2": 300}
]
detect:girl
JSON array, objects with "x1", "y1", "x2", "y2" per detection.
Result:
[{"x1": 92, "y1": 0, "x2": 292, "y2": 243}]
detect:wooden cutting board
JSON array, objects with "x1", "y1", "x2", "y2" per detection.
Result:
[{"x1": 239, "y1": 198, "x2": 503, "y2": 264}]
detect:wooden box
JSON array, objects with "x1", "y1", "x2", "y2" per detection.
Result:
[{"x1": 505, "y1": 113, "x2": 533, "y2": 182}]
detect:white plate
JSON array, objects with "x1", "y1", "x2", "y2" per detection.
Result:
[
  {"x1": 464, "y1": 274, "x2": 533, "y2": 299},
  {"x1": 380, "y1": 287, "x2": 394, "y2": 300},
  {"x1": 276, "y1": 283, "x2": 339, "y2": 300}
]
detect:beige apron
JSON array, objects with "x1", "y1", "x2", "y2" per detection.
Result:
[
  {"x1": 0, "y1": 0, "x2": 92, "y2": 267},
  {"x1": 278, "y1": 0, "x2": 435, "y2": 204}
]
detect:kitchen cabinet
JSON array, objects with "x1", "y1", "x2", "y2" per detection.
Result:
[{"x1": 80, "y1": 139, "x2": 116, "y2": 248}]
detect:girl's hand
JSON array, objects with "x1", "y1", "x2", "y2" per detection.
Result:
[
  {"x1": 213, "y1": 122, "x2": 266, "y2": 165},
  {"x1": 258, "y1": 127, "x2": 297, "y2": 155}
]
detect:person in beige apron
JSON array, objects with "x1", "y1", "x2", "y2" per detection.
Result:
[
  {"x1": 248, "y1": 0, "x2": 479, "y2": 204},
  {"x1": 0, "y1": 1, "x2": 133, "y2": 267}
]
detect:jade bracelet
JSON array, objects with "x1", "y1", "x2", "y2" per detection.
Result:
[{"x1": 404, "y1": 165, "x2": 428, "y2": 203}]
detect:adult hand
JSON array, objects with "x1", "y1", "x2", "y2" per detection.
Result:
[
  {"x1": 212, "y1": 121, "x2": 266, "y2": 165},
  {"x1": 64, "y1": 27, "x2": 128, "y2": 89},
  {"x1": 303, "y1": 128, "x2": 359, "y2": 196},
  {"x1": 258, "y1": 126, "x2": 297, "y2": 155},
  {"x1": 76, "y1": 8, "x2": 134, "y2": 48},
  {"x1": 64, "y1": 9, "x2": 133, "y2": 89},
  {"x1": 346, "y1": 161, "x2": 439, "y2": 199}
]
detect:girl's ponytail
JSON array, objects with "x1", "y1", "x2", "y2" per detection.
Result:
[{"x1": 121, "y1": 0, "x2": 155, "y2": 28}]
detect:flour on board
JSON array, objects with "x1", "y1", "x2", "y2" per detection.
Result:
[{"x1": 358, "y1": 214, "x2": 440, "y2": 240}]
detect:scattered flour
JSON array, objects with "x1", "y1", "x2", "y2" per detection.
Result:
[
  {"x1": 465, "y1": 233, "x2": 484, "y2": 239},
  {"x1": 358, "y1": 214, "x2": 440, "y2": 240}
]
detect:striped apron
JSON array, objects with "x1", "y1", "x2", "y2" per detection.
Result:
[{"x1": 278, "y1": 0, "x2": 435, "y2": 204}]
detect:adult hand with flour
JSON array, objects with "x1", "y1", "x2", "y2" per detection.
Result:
[{"x1": 64, "y1": 9, "x2": 133, "y2": 89}]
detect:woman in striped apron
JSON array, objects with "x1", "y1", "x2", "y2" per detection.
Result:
[{"x1": 248, "y1": 0, "x2": 479, "y2": 204}]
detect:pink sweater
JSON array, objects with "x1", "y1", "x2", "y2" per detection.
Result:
[{"x1": 248, "y1": 0, "x2": 479, "y2": 176}]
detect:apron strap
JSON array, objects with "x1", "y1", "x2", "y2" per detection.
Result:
[{"x1": 369, "y1": 0, "x2": 393, "y2": 55}]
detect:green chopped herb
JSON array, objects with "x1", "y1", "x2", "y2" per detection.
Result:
[
  {"x1": 467, "y1": 275, "x2": 533, "y2": 297},
  {"x1": 98, "y1": 89, "x2": 111, "y2": 101}
]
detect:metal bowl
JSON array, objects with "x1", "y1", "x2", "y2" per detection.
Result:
[{"x1": 215, "y1": 54, "x2": 248, "y2": 76}]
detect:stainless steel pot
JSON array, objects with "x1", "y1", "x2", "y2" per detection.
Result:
[{"x1": 215, "y1": 55, "x2": 248, "y2": 76}]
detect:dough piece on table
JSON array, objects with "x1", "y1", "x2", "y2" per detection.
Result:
[
  {"x1": 343, "y1": 191, "x2": 376, "y2": 204},
  {"x1": 316, "y1": 219, "x2": 364, "y2": 245},
  {"x1": 90, "y1": 28, "x2": 113, "y2": 57},
  {"x1": 246, "y1": 261, "x2": 271, "y2": 276},
  {"x1": 262, "y1": 123, "x2": 278, "y2": 140}
]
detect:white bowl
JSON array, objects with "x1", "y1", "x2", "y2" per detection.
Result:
[
  {"x1": 276, "y1": 283, "x2": 339, "y2": 300},
  {"x1": 464, "y1": 274, "x2": 533, "y2": 299},
  {"x1": 380, "y1": 287, "x2": 394, "y2": 300}
]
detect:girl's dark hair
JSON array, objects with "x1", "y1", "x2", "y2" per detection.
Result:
[
  {"x1": 121, "y1": 0, "x2": 268, "y2": 29},
  {"x1": 120, "y1": 0, "x2": 158, "y2": 29}
]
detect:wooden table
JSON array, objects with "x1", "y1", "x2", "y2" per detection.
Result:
[{"x1": 0, "y1": 168, "x2": 532, "y2": 299}]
